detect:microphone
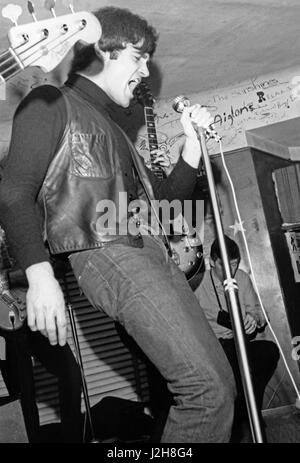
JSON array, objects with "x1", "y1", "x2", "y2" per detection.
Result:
[{"x1": 172, "y1": 95, "x2": 221, "y2": 141}]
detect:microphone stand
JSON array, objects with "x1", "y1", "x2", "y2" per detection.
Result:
[
  {"x1": 198, "y1": 128, "x2": 265, "y2": 443},
  {"x1": 62, "y1": 274, "x2": 100, "y2": 443}
]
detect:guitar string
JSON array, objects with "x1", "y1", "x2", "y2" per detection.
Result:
[
  {"x1": 0, "y1": 288, "x2": 26, "y2": 312},
  {"x1": 0, "y1": 49, "x2": 15, "y2": 64},
  {"x1": 18, "y1": 29, "x2": 80, "y2": 66},
  {"x1": 0, "y1": 50, "x2": 21, "y2": 80},
  {"x1": 0, "y1": 26, "x2": 85, "y2": 81}
]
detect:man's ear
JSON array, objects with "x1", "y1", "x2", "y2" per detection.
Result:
[
  {"x1": 95, "y1": 43, "x2": 120, "y2": 61},
  {"x1": 94, "y1": 42, "x2": 107, "y2": 61},
  {"x1": 109, "y1": 50, "x2": 119, "y2": 60}
]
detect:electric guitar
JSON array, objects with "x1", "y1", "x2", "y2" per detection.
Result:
[
  {"x1": 0, "y1": 290, "x2": 27, "y2": 331},
  {"x1": 136, "y1": 82, "x2": 204, "y2": 280},
  {"x1": 0, "y1": 227, "x2": 26, "y2": 330},
  {"x1": 0, "y1": 2, "x2": 101, "y2": 84}
]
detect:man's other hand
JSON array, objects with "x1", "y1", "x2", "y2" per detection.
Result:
[{"x1": 25, "y1": 262, "x2": 67, "y2": 346}]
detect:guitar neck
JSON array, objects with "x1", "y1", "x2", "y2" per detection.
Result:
[
  {"x1": 144, "y1": 106, "x2": 165, "y2": 180},
  {"x1": 0, "y1": 48, "x2": 22, "y2": 83}
]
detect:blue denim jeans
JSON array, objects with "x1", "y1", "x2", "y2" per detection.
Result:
[{"x1": 69, "y1": 235, "x2": 236, "y2": 442}]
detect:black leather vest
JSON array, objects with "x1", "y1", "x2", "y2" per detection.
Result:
[{"x1": 38, "y1": 86, "x2": 156, "y2": 255}]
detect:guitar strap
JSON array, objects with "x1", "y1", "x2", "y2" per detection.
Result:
[{"x1": 210, "y1": 269, "x2": 226, "y2": 312}]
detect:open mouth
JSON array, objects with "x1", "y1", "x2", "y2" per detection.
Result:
[{"x1": 128, "y1": 78, "x2": 141, "y2": 94}]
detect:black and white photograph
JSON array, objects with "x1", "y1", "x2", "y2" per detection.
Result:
[{"x1": 0, "y1": 0, "x2": 300, "y2": 450}]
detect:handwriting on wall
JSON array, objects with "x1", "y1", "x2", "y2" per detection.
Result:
[{"x1": 135, "y1": 69, "x2": 300, "y2": 162}]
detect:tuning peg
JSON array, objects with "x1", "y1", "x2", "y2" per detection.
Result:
[
  {"x1": 27, "y1": 1, "x2": 37, "y2": 21},
  {"x1": 1, "y1": 3, "x2": 23, "y2": 26},
  {"x1": 44, "y1": 0, "x2": 56, "y2": 17},
  {"x1": 62, "y1": 1, "x2": 75, "y2": 13}
]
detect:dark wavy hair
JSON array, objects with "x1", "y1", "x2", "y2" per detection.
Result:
[
  {"x1": 69, "y1": 6, "x2": 158, "y2": 75},
  {"x1": 210, "y1": 235, "x2": 240, "y2": 262}
]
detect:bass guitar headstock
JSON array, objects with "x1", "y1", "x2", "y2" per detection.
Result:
[{"x1": 2, "y1": 2, "x2": 102, "y2": 75}]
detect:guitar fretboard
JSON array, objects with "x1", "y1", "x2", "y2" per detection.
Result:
[
  {"x1": 144, "y1": 106, "x2": 164, "y2": 180},
  {"x1": 0, "y1": 48, "x2": 22, "y2": 82}
]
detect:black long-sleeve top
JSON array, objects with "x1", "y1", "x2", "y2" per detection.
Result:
[{"x1": 0, "y1": 74, "x2": 198, "y2": 271}]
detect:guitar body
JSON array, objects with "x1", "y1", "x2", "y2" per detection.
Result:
[
  {"x1": 0, "y1": 292, "x2": 26, "y2": 331},
  {"x1": 136, "y1": 83, "x2": 204, "y2": 281},
  {"x1": 169, "y1": 233, "x2": 203, "y2": 281}
]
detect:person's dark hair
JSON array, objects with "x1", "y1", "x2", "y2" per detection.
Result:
[
  {"x1": 210, "y1": 235, "x2": 240, "y2": 261},
  {"x1": 69, "y1": 6, "x2": 158, "y2": 75}
]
